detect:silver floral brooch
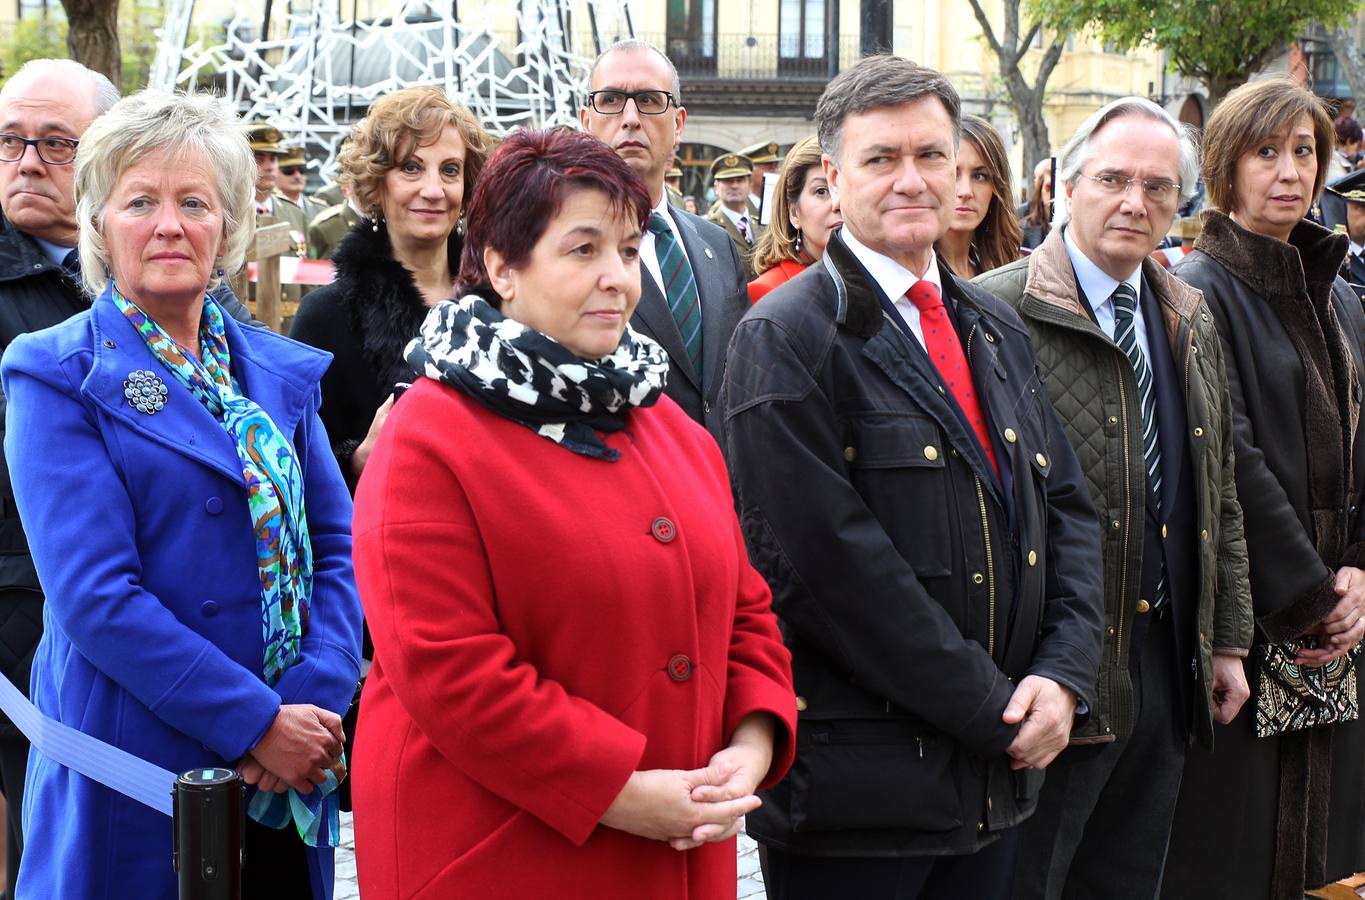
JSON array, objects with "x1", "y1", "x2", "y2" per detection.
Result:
[{"x1": 124, "y1": 370, "x2": 168, "y2": 415}]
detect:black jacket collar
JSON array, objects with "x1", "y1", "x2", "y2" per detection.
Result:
[
  {"x1": 0, "y1": 211, "x2": 64, "y2": 283},
  {"x1": 330, "y1": 220, "x2": 463, "y2": 391}
]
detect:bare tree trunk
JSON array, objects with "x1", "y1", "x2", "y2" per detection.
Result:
[
  {"x1": 1327, "y1": 22, "x2": 1365, "y2": 110},
  {"x1": 967, "y1": 0, "x2": 1065, "y2": 178},
  {"x1": 59, "y1": 0, "x2": 121, "y2": 91}
]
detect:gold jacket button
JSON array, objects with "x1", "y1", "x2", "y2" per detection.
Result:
[
  {"x1": 1161, "y1": 524, "x2": 1168, "y2": 539},
  {"x1": 1193, "y1": 426, "x2": 1204, "y2": 437},
  {"x1": 795, "y1": 696, "x2": 808, "y2": 712},
  {"x1": 1004, "y1": 428, "x2": 1018, "y2": 443},
  {"x1": 1201, "y1": 529, "x2": 1210, "y2": 542},
  {"x1": 1027, "y1": 550, "x2": 1038, "y2": 566},
  {"x1": 973, "y1": 572, "x2": 985, "y2": 585},
  {"x1": 1137, "y1": 599, "x2": 1151, "y2": 614},
  {"x1": 1035, "y1": 453, "x2": 1047, "y2": 467},
  {"x1": 844, "y1": 446, "x2": 857, "y2": 462},
  {"x1": 924, "y1": 445, "x2": 939, "y2": 461}
]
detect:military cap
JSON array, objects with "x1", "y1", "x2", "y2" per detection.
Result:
[
  {"x1": 666, "y1": 165, "x2": 683, "y2": 179},
  {"x1": 740, "y1": 141, "x2": 781, "y2": 165},
  {"x1": 1328, "y1": 166, "x2": 1365, "y2": 204},
  {"x1": 278, "y1": 147, "x2": 306, "y2": 169},
  {"x1": 247, "y1": 124, "x2": 287, "y2": 155},
  {"x1": 710, "y1": 153, "x2": 753, "y2": 181}
]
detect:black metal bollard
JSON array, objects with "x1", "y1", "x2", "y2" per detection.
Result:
[{"x1": 173, "y1": 768, "x2": 244, "y2": 900}]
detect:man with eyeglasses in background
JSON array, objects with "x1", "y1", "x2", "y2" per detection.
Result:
[
  {"x1": 0, "y1": 58, "x2": 119, "y2": 898},
  {"x1": 976, "y1": 97, "x2": 1252, "y2": 899},
  {"x1": 579, "y1": 39, "x2": 748, "y2": 446}
]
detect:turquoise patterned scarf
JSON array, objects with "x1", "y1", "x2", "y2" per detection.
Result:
[{"x1": 112, "y1": 285, "x2": 341, "y2": 848}]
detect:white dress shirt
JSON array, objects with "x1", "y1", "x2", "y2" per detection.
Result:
[
  {"x1": 1063, "y1": 227, "x2": 1153, "y2": 366},
  {"x1": 841, "y1": 229, "x2": 944, "y2": 352}
]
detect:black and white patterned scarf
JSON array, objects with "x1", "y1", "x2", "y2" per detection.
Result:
[{"x1": 405, "y1": 293, "x2": 669, "y2": 461}]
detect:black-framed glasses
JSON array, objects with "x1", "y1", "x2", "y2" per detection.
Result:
[
  {"x1": 0, "y1": 133, "x2": 79, "y2": 165},
  {"x1": 280, "y1": 166, "x2": 305, "y2": 176},
  {"x1": 587, "y1": 89, "x2": 676, "y2": 116},
  {"x1": 1082, "y1": 172, "x2": 1179, "y2": 204}
]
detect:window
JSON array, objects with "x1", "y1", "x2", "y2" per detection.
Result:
[
  {"x1": 666, "y1": 0, "x2": 716, "y2": 63},
  {"x1": 780, "y1": 0, "x2": 826, "y2": 59}
]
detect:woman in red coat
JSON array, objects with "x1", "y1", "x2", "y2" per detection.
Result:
[
  {"x1": 350, "y1": 127, "x2": 797, "y2": 899},
  {"x1": 747, "y1": 136, "x2": 841, "y2": 303}
]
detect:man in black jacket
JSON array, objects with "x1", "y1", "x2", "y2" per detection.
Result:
[
  {"x1": 0, "y1": 58, "x2": 121, "y2": 896},
  {"x1": 723, "y1": 55, "x2": 1104, "y2": 898}
]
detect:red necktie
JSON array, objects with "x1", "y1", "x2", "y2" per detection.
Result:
[{"x1": 907, "y1": 280, "x2": 1000, "y2": 477}]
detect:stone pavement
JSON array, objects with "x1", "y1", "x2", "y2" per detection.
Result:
[{"x1": 333, "y1": 813, "x2": 767, "y2": 898}]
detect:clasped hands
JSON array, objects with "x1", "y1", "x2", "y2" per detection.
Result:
[
  {"x1": 1297, "y1": 565, "x2": 1365, "y2": 668},
  {"x1": 601, "y1": 714, "x2": 774, "y2": 852},
  {"x1": 237, "y1": 703, "x2": 347, "y2": 795}
]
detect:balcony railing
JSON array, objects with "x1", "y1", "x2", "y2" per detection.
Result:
[{"x1": 634, "y1": 32, "x2": 860, "y2": 81}]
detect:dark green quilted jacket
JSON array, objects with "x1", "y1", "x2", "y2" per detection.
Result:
[{"x1": 975, "y1": 230, "x2": 1252, "y2": 749}]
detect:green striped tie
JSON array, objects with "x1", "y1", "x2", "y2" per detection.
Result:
[
  {"x1": 648, "y1": 212, "x2": 703, "y2": 375},
  {"x1": 1113, "y1": 283, "x2": 1168, "y2": 611}
]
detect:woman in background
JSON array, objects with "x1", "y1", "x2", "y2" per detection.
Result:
[
  {"x1": 747, "y1": 136, "x2": 840, "y2": 303},
  {"x1": 937, "y1": 115, "x2": 1023, "y2": 278},
  {"x1": 290, "y1": 85, "x2": 491, "y2": 488}
]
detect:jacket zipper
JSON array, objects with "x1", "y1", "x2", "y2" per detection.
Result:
[
  {"x1": 1114, "y1": 357, "x2": 1133, "y2": 666},
  {"x1": 975, "y1": 475, "x2": 996, "y2": 657},
  {"x1": 964, "y1": 321, "x2": 997, "y2": 658}
]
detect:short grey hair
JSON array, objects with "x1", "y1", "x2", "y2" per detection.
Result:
[
  {"x1": 815, "y1": 55, "x2": 961, "y2": 163},
  {"x1": 75, "y1": 90, "x2": 256, "y2": 297},
  {"x1": 0, "y1": 58, "x2": 120, "y2": 119},
  {"x1": 1055, "y1": 96, "x2": 1200, "y2": 226},
  {"x1": 588, "y1": 40, "x2": 682, "y2": 104}
]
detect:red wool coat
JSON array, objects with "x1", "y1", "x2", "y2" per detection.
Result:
[{"x1": 351, "y1": 378, "x2": 797, "y2": 899}]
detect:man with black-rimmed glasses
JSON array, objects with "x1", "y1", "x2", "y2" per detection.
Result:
[{"x1": 579, "y1": 40, "x2": 747, "y2": 446}]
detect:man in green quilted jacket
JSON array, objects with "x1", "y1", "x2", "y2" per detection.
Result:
[{"x1": 975, "y1": 97, "x2": 1253, "y2": 900}]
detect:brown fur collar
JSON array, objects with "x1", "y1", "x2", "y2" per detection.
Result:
[{"x1": 1193, "y1": 210, "x2": 1347, "y2": 304}]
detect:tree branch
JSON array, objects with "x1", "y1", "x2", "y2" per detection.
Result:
[{"x1": 967, "y1": 0, "x2": 1007, "y2": 59}]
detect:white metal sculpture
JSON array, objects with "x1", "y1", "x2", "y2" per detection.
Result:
[{"x1": 149, "y1": 0, "x2": 634, "y2": 183}]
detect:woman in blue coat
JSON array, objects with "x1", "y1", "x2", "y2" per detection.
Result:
[{"x1": 0, "y1": 90, "x2": 362, "y2": 899}]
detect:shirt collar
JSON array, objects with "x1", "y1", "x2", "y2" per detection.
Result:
[
  {"x1": 718, "y1": 204, "x2": 747, "y2": 229},
  {"x1": 1063, "y1": 225, "x2": 1141, "y2": 313},
  {"x1": 1351, "y1": 239, "x2": 1364, "y2": 258},
  {"x1": 840, "y1": 227, "x2": 942, "y2": 303},
  {"x1": 32, "y1": 235, "x2": 74, "y2": 267}
]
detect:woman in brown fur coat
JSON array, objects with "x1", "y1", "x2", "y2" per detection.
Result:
[{"x1": 1162, "y1": 79, "x2": 1365, "y2": 900}]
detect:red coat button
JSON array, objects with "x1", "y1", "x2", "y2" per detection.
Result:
[
  {"x1": 667, "y1": 654, "x2": 692, "y2": 681},
  {"x1": 651, "y1": 517, "x2": 677, "y2": 543}
]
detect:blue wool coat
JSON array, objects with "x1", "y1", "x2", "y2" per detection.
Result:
[{"x1": 1, "y1": 288, "x2": 363, "y2": 900}]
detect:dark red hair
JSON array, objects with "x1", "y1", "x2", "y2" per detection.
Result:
[{"x1": 456, "y1": 127, "x2": 652, "y2": 300}]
